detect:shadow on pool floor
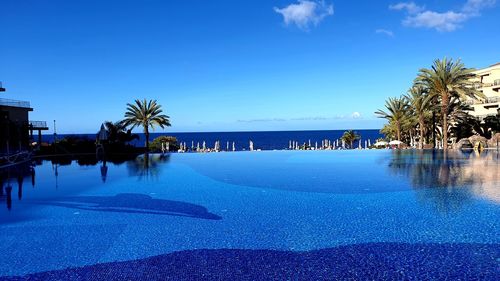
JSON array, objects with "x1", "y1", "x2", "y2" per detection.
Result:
[{"x1": 1, "y1": 242, "x2": 498, "y2": 280}]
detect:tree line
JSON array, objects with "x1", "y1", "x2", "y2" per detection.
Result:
[{"x1": 375, "y1": 58, "x2": 500, "y2": 150}]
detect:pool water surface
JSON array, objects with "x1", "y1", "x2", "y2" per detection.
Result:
[{"x1": 0, "y1": 150, "x2": 498, "y2": 280}]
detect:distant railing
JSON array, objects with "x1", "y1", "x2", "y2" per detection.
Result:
[
  {"x1": 0, "y1": 98, "x2": 31, "y2": 108},
  {"x1": 29, "y1": 121, "x2": 48, "y2": 128},
  {"x1": 485, "y1": 96, "x2": 500, "y2": 104},
  {"x1": 476, "y1": 114, "x2": 497, "y2": 120},
  {"x1": 466, "y1": 96, "x2": 500, "y2": 105},
  {"x1": 475, "y1": 82, "x2": 493, "y2": 88}
]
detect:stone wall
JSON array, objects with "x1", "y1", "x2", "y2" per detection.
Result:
[
  {"x1": 454, "y1": 134, "x2": 500, "y2": 149},
  {"x1": 487, "y1": 133, "x2": 500, "y2": 148}
]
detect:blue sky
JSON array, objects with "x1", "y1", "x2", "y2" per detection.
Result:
[{"x1": 1, "y1": 0, "x2": 499, "y2": 133}]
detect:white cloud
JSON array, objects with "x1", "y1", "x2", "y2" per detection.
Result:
[
  {"x1": 389, "y1": 2, "x2": 424, "y2": 14},
  {"x1": 403, "y1": 10, "x2": 468, "y2": 32},
  {"x1": 390, "y1": 0, "x2": 496, "y2": 32},
  {"x1": 274, "y1": 0, "x2": 334, "y2": 30},
  {"x1": 375, "y1": 29, "x2": 395, "y2": 37},
  {"x1": 351, "y1": 112, "x2": 362, "y2": 119},
  {"x1": 462, "y1": 0, "x2": 496, "y2": 14}
]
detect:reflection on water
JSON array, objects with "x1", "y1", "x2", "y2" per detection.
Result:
[
  {"x1": 0, "y1": 153, "x2": 171, "y2": 211},
  {"x1": 126, "y1": 153, "x2": 170, "y2": 179},
  {"x1": 1, "y1": 151, "x2": 499, "y2": 214},
  {"x1": 0, "y1": 154, "x2": 223, "y2": 223},
  {"x1": 387, "y1": 150, "x2": 500, "y2": 212},
  {"x1": 0, "y1": 162, "x2": 35, "y2": 210}
]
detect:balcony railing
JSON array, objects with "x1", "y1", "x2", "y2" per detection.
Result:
[
  {"x1": 29, "y1": 121, "x2": 48, "y2": 129},
  {"x1": 467, "y1": 96, "x2": 500, "y2": 105},
  {"x1": 485, "y1": 96, "x2": 500, "y2": 103},
  {"x1": 473, "y1": 82, "x2": 493, "y2": 88},
  {"x1": 473, "y1": 83, "x2": 483, "y2": 89},
  {"x1": 476, "y1": 114, "x2": 498, "y2": 120},
  {"x1": 0, "y1": 98, "x2": 31, "y2": 108}
]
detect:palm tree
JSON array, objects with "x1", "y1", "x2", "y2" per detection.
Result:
[
  {"x1": 127, "y1": 153, "x2": 170, "y2": 179},
  {"x1": 341, "y1": 130, "x2": 360, "y2": 149},
  {"x1": 380, "y1": 123, "x2": 399, "y2": 142},
  {"x1": 416, "y1": 58, "x2": 483, "y2": 150},
  {"x1": 121, "y1": 99, "x2": 171, "y2": 150},
  {"x1": 405, "y1": 86, "x2": 432, "y2": 149},
  {"x1": 103, "y1": 121, "x2": 139, "y2": 144},
  {"x1": 375, "y1": 96, "x2": 408, "y2": 144}
]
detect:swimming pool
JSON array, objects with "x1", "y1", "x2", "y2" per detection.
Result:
[{"x1": 0, "y1": 150, "x2": 499, "y2": 280}]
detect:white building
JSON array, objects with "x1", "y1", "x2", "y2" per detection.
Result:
[{"x1": 468, "y1": 63, "x2": 500, "y2": 119}]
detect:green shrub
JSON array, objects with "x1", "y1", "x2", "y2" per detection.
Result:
[{"x1": 149, "y1": 136, "x2": 179, "y2": 152}]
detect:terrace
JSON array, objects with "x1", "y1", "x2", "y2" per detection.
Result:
[
  {"x1": 0, "y1": 83, "x2": 48, "y2": 149},
  {"x1": 29, "y1": 120, "x2": 49, "y2": 130},
  {"x1": 475, "y1": 113, "x2": 498, "y2": 120},
  {"x1": 29, "y1": 120, "x2": 49, "y2": 145},
  {"x1": 465, "y1": 96, "x2": 500, "y2": 105},
  {"x1": 0, "y1": 98, "x2": 32, "y2": 109},
  {"x1": 493, "y1": 79, "x2": 500, "y2": 92}
]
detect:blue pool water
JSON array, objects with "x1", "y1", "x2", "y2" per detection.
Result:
[{"x1": 0, "y1": 150, "x2": 499, "y2": 280}]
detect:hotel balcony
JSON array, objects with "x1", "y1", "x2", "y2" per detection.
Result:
[
  {"x1": 474, "y1": 80, "x2": 500, "y2": 92},
  {"x1": 484, "y1": 96, "x2": 500, "y2": 104},
  {"x1": 493, "y1": 79, "x2": 500, "y2": 92},
  {"x1": 475, "y1": 113, "x2": 498, "y2": 120},
  {"x1": 466, "y1": 96, "x2": 500, "y2": 105},
  {"x1": 0, "y1": 98, "x2": 32, "y2": 109},
  {"x1": 29, "y1": 121, "x2": 49, "y2": 146},
  {"x1": 29, "y1": 121, "x2": 49, "y2": 130}
]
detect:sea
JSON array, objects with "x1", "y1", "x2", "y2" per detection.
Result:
[{"x1": 41, "y1": 130, "x2": 384, "y2": 151}]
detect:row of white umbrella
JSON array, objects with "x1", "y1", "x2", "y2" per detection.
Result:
[{"x1": 373, "y1": 140, "x2": 404, "y2": 146}]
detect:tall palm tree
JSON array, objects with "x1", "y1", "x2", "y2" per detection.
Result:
[
  {"x1": 375, "y1": 96, "x2": 408, "y2": 144},
  {"x1": 405, "y1": 85, "x2": 432, "y2": 149},
  {"x1": 340, "y1": 130, "x2": 360, "y2": 149},
  {"x1": 416, "y1": 58, "x2": 483, "y2": 150},
  {"x1": 121, "y1": 99, "x2": 171, "y2": 150}
]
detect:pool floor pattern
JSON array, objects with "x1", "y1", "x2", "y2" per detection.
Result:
[
  {"x1": 1, "y1": 151, "x2": 499, "y2": 280},
  {"x1": 1, "y1": 243, "x2": 498, "y2": 280}
]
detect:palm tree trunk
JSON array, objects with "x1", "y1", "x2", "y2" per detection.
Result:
[
  {"x1": 397, "y1": 123, "x2": 401, "y2": 149},
  {"x1": 144, "y1": 126, "x2": 150, "y2": 151},
  {"x1": 442, "y1": 92, "x2": 449, "y2": 151},
  {"x1": 432, "y1": 97, "x2": 437, "y2": 148},
  {"x1": 350, "y1": 141, "x2": 353, "y2": 149},
  {"x1": 409, "y1": 130, "x2": 413, "y2": 148},
  {"x1": 419, "y1": 117, "x2": 424, "y2": 149}
]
